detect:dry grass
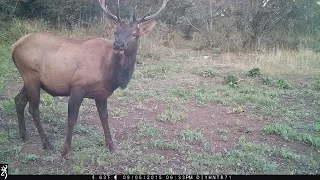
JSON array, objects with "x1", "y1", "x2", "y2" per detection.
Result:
[
  {"x1": 257, "y1": 50, "x2": 320, "y2": 76},
  {"x1": 197, "y1": 50, "x2": 320, "y2": 77}
]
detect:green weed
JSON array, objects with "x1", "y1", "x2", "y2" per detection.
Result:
[
  {"x1": 194, "y1": 85, "x2": 220, "y2": 103},
  {"x1": 1, "y1": 97, "x2": 16, "y2": 114},
  {"x1": 147, "y1": 139, "x2": 182, "y2": 151},
  {"x1": 313, "y1": 80, "x2": 320, "y2": 91},
  {"x1": 22, "y1": 154, "x2": 39, "y2": 164},
  {"x1": 193, "y1": 68, "x2": 216, "y2": 78},
  {"x1": 72, "y1": 165, "x2": 85, "y2": 174},
  {"x1": 141, "y1": 153, "x2": 168, "y2": 164},
  {"x1": 169, "y1": 88, "x2": 191, "y2": 101},
  {"x1": 218, "y1": 128, "x2": 229, "y2": 135},
  {"x1": 181, "y1": 129, "x2": 205, "y2": 143},
  {"x1": 41, "y1": 93, "x2": 55, "y2": 106},
  {"x1": 136, "y1": 119, "x2": 161, "y2": 137},
  {"x1": 248, "y1": 68, "x2": 261, "y2": 77},
  {"x1": 261, "y1": 77, "x2": 272, "y2": 85},
  {"x1": 157, "y1": 107, "x2": 186, "y2": 124},
  {"x1": 221, "y1": 135, "x2": 228, "y2": 142},
  {"x1": 125, "y1": 167, "x2": 146, "y2": 174},
  {"x1": 275, "y1": 78, "x2": 291, "y2": 89},
  {"x1": 224, "y1": 75, "x2": 239, "y2": 87}
]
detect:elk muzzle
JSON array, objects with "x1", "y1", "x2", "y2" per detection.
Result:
[{"x1": 113, "y1": 41, "x2": 125, "y2": 54}]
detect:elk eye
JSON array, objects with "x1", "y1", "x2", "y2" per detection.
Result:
[{"x1": 132, "y1": 33, "x2": 137, "y2": 37}]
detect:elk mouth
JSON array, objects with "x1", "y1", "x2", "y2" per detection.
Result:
[{"x1": 113, "y1": 50, "x2": 125, "y2": 54}]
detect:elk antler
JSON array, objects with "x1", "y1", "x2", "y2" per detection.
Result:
[
  {"x1": 135, "y1": 0, "x2": 169, "y2": 24},
  {"x1": 98, "y1": 0, "x2": 121, "y2": 22}
]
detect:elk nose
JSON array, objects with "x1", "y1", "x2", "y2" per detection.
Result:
[{"x1": 113, "y1": 41, "x2": 125, "y2": 50}]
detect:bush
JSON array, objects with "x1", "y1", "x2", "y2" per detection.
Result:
[
  {"x1": 224, "y1": 75, "x2": 239, "y2": 87},
  {"x1": 0, "y1": 19, "x2": 51, "y2": 45},
  {"x1": 275, "y1": 78, "x2": 291, "y2": 89},
  {"x1": 248, "y1": 68, "x2": 261, "y2": 77}
]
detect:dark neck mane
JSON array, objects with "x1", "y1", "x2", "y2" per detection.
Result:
[{"x1": 108, "y1": 53, "x2": 137, "y2": 91}]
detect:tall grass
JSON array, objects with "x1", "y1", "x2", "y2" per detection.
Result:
[
  {"x1": 219, "y1": 50, "x2": 320, "y2": 76},
  {"x1": 0, "y1": 19, "x2": 52, "y2": 45}
]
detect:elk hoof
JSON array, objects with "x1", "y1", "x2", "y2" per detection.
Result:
[
  {"x1": 62, "y1": 152, "x2": 72, "y2": 160},
  {"x1": 108, "y1": 145, "x2": 116, "y2": 153},
  {"x1": 20, "y1": 134, "x2": 29, "y2": 142},
  {"x1": 43, "y1": 141, "x2": 54, "y2": 151},
  {"x1": 62, "y1": 146, "x2": 72, "y2": 160}
]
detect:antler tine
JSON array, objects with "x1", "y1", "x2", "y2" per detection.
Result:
[
  {"x1": 135, "y1": 0, "x2": 169, "y2": 24},
  {"x1": 132, "y1": 5, "x2": 137, "y2": 22},
  {"x1": 97, "y1": 0, "x2": 121, "y2": 22},
  {"x1": 116, "y1": 0, "x2": 121, "y2": 21}
]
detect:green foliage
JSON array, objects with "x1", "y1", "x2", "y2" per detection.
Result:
[
  {"x1": 221, "y1": 135, "x2": 228, "y2": 142},
  {"x1": 136, "y1": 120, "x2": 161, "y2": 137},
  {"x1": 224, "y1": 75, "x2": 239, "y2": 87},
  {"x1": 264, "y1": 123, "x2": 320, "y2": 148},
  {"x1": 193, "y1": 68, "x2": 216, "y2": 78},
  {"x1": 41, "y1": 93, "x2": 55, "y2": 106},
  {"x1": 315, "y1": 122, "x2": 320, "y2": 132},
  {"x1": 0, "y1": 45, "x2": 19, "y2": 81},
  {"x1": 72, "y1": 165, "x2": 85, "y2": 174},
  {"x1": 147, "y1": 139, "x2": 182, "y2": 151},
  {"x1": 169, "y1": 88, "x2": 191, "y2": 101},
  {"x1": 140, "y1": 153, "x2": 168, "y2": 164},
  {"x1": 181, "y1": 129, "x2": 205, "y2": 143},
  {"x1": 275, "y1": 78, "x2": 291, "y2": 89},
  {"x1": 157, "y1": 106, "x2": 186, "y2": 124},
  {"x1": 126, "y1": 167, "x2": 146, "y2": 175},
  {"x1": 313, "y1": 80, "x2": 320, "y2": 91},
  {"x1": 0, "y1": 19, "x2": 51, "y2": 45},
  {"x1": 218, "y1": 128, "x2": 229, "y2": 135},
  {"x1": 0, "y1": 81, "x2": 5, "y2": 96},
  {"x1": 1, "y1": 97, "x2": 16, "y2": 114},
  {"x1": 22, "y1": 154, "x2": 39, "y2": 164},
  {"x1": 194, "y1": 85, "x2": 220, "y2": 103},
  {"x1": 248, "y1": 68, "x2": 261, "y2": 77},
  {"x1": 261, "y1": 77, "x2": 272, "y2": 85}
]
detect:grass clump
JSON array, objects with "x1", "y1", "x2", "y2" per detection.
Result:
[
  {"x1": 194, "y1": 85, "x2": 220, "y2": 103},
  {"x1": 192, "y1": 67, "x2": 216, "y2": 78},
  {"x1": 313, "y1": 80, "x2": 320, "y2": 91},
  {"x1": 275, "y1": 78, "x2": 291, "y2": 89},
  {"x1": 261, "y1": 77, "x2": 272, "y2": 85},
  {"x1": 181, "y1": 129, "x2": 205, "y2": 143},
  {"x1": 136, "y1": 119, "x2": 161, "y2": 137},
  {"x1": 147, "y1": 139, "x2": 182, "y2": 151},
  {"x1": 224, "y1": 75, "x2": 239, "y2": 87},
  {"x1": 169, "y1": 88, "x2": 191, "y2": 101},
  {"x1": 125, "y1": 167, "x2": 146, "y2": 174},
  {"x1": 157, "y1": 107, "x2": 186, "y2": 124},
  {"x1": 264, "y1": 123, "x2": 320, "y2": 148},
  {"x1": 248, "y1": 68, "x2": 261, "y2": 77}
]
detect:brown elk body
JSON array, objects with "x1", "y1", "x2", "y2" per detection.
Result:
[{"x1": 12, "y1": 0, "x2": 168, "y2": 159}]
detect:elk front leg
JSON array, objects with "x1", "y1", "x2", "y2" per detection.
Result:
[
  {"x1": 95, "y1": 99, "x2": 115, "y2": 152},
  {"x1": 62, "y1": 90, "x2": 84, "y2": 160}
]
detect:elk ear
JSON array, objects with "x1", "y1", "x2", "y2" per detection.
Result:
[{"x1": 137, "y1": 20, "x2": 156, "y2": 36}]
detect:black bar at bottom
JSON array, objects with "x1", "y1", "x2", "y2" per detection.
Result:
[{"x1": 3, "y1": 175, "x2": 319, "y2": 180}]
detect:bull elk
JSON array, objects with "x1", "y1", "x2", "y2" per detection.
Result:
[{"x1": 12, "y1": 0, "x2": 168, "y2": 159}]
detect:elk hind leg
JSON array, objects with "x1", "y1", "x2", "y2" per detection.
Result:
[
  {"x1": 14, "y1": 85, "x2": 29, "y2": 141},
  {"x1": 25, "y1": 78, "x2": 53, "y2": 150}
]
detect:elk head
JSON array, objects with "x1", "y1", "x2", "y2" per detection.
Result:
[{"x1": 98, "y1": 0, "x2": 169, "y2": 56}]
